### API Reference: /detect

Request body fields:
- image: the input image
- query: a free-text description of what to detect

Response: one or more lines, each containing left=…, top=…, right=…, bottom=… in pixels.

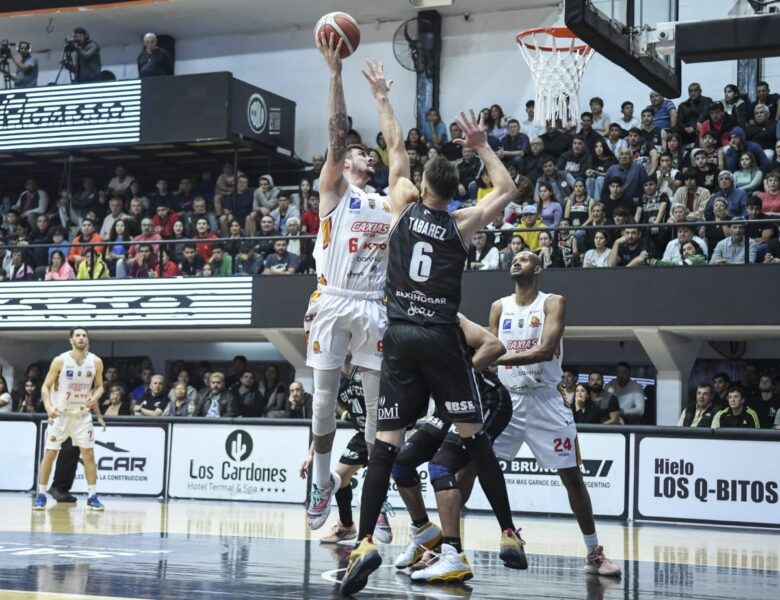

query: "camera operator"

left=61, top=27, right=102, bottom=84
left=137, top=33, right=172, bottom=78
left=2, top=41, right=38, bottom=88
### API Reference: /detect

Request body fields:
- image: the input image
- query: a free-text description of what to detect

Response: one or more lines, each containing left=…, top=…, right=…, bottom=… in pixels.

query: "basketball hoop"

left=516, top=27, right=594, bottom=128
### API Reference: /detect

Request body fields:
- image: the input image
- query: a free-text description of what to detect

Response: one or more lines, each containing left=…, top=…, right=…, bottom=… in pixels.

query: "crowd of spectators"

left=0, top=356, right=316, bottom=421
left=3, top=82, right=780, bottom=281
left=560, top=361, right=779, bottom=429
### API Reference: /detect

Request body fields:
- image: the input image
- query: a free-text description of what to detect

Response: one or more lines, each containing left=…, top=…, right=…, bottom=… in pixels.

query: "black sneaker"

left=49, top=488, right=76, bottom=503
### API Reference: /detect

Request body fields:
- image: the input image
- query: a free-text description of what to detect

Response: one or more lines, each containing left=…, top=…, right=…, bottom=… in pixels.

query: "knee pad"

left=311, top=367, right=342, bottom=436
left=369, top=439, right=399, bottom=468
left=360, top=369, right=380, bottom=445
left=396, top=426, right=446, bottom=470
left=428, top=461, right=458, bottom=493
left=391, top=463, right=419, bottom=488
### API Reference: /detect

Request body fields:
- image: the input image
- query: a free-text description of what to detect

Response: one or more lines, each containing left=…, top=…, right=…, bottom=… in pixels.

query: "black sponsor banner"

left=230, top=78, right=296, bottom=152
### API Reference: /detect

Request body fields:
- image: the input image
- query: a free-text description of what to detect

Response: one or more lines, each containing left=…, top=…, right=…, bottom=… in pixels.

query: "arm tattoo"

left=328, top=112, right=348, bottom=164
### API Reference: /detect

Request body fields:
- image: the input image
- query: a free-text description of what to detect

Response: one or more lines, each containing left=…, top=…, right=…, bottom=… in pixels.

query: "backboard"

left=565, top=0, right=682, bottom=98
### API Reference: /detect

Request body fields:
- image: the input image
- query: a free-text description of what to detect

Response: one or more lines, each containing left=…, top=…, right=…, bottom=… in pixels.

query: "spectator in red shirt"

left=758, top=170, right=780, bottom=216
left=193, top=217, right=218, bottom=261
left=301, top=195, right=320, bottom=235
left=699, top=102, right=735, bottom=148
left=128, top=218, right=163, bottom=259
left=156, top=247, right=181, bottom=278
left=67, top=217, right=104, bottom=267
left=152, top=205, right=179, bottom=239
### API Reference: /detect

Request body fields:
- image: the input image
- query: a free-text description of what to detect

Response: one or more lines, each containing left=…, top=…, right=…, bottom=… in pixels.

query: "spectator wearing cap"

left=674, top=169, right=711, bottom=219
left=514, top=204, right=546, bottom=252
left=720, top=128, right=769, bottom=172
left=605, top=147, right=648, bottom=205
left=235, top=243, right=263, bottom=275
left=662, top=224, right=709, bottom=263
left=698, top=101, right=735, bottom=147
left=707, top=171, right=748, bottom=219
left=710, top=218, right=757, bottom=264
left=677, top=83, right=712, bottom=145
left=712, top=386, right=760, bottom=429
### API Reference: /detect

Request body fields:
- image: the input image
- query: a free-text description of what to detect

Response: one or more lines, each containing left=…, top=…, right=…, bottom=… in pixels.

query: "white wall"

left=24, top=2, right=750, bottom=161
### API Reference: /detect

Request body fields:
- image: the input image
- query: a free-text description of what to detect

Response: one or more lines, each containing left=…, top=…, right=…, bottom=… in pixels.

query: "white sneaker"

left=374, top=501, right=394, bottom=544
left=394, top=521, right=443, bottom=569
left=410, top=544, right=473, bottom=582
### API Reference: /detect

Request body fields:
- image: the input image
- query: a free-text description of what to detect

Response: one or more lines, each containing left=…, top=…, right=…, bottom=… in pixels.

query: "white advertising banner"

left=65, top=425, right=167, bottom=496
left=467, top=432, right=628, bottom=517
left=168, top=424, right=308, bottom=503
left=636, top=436, right=780, bottom=527
left=0, top=421, right=37, bottom=491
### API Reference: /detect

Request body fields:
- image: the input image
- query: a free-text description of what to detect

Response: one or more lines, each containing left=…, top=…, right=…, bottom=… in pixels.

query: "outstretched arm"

left=453, top=110, right=518, bottom=239
left=362, top=59, right=416, bottom=222
left=317, top=32, right=350, bottom=217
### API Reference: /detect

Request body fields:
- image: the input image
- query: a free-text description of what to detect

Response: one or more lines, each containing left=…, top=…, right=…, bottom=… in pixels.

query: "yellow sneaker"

left=340, top=536, right=382, bottom=596
left=499, top=528, right=528, bottom=570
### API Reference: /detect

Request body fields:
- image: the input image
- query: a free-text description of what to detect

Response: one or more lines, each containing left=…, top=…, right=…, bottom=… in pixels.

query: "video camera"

left=64, top=35, right=78, bottom=51
left=0, top=40, right=15, bottom=60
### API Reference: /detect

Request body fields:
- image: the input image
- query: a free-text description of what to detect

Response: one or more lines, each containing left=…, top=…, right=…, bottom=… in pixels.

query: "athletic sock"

left=584, top=532, right=599, bottom=553
left=442, top=536, right=463, bottom=553
left=38, top=484, right=46, bottom=494
left=312, top=451, right=332, bottom=489
left=357, top=440, right=398, bottom=540
left=335, top=484, right=353, bottom=527
left=462, top=431, right=515, bottom=532
left=88, top=485, right=96, bottom=497
left=412, top=516, right=430, bottom=529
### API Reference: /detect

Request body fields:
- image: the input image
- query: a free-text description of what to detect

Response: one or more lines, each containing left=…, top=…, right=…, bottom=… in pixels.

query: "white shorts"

left=493, top=385, right=580, bottom=470
left=304, top=287, right=386, bottom=371
left=44, top=412, right=94, bottom=451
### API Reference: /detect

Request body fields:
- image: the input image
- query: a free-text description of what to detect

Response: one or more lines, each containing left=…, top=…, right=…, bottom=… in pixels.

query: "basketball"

left=314, top=12, right=360, bottom=58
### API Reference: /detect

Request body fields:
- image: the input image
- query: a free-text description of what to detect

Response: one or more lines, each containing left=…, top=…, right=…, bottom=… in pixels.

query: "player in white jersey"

left=33, top=327, right=106, bottom=511
left=489, top=251, right=621, bottom=577
left=304, top=33, right=394, bottom=529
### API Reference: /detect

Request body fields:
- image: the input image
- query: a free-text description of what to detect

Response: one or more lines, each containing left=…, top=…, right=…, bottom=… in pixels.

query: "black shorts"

left=378, top=322, right=484, bottom=432
left=338, top=432, right=368, bottom=467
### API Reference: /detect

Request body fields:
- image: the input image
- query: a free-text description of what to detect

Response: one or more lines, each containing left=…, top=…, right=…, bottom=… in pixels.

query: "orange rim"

left=516, top=27, right=590, bottom=54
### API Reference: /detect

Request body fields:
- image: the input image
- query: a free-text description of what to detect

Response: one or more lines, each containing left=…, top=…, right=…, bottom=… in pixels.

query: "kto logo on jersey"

left=445, top=401, right=476, bottom=414
left=349, top=197, right=361, bottom=210
left=351, top=221, right=390, bottom=234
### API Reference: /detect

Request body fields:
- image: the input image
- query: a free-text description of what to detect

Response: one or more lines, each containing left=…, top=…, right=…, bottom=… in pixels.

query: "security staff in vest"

left=712, top=386, right=760, bottom=429
left=2, top=41, right=38, bottom=88
left=678, top=382, right=721, bottom=428
left=62, top=27, right=102, bottom=84
left=137, top=33, right=172, bottom=78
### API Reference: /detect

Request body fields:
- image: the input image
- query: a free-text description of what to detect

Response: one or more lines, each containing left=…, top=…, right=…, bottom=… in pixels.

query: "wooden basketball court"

left=0, top=492, right=776, bottom=599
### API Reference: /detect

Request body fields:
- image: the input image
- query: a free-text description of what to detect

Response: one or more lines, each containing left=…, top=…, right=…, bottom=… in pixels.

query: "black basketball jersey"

left=386, top=202, right=469, bottom=326
left=338, top=367, right=366, bottom=433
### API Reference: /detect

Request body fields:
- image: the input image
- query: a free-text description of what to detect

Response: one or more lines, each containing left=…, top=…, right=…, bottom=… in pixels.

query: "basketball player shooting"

left=33, top=327, right=106, bottom=511
left=488, top=251, right=621, bottom=577
left=303, top=31, right=391, bottom=529
left=340, top=102, right=524, bottom=595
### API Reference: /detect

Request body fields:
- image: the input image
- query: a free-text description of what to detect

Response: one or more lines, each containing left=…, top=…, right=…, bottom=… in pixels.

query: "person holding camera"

left=137, top=33, right=172, bottom=78
left=2, top=41, right=38, bottom=88
left=61, top=27, right=102, bottom=84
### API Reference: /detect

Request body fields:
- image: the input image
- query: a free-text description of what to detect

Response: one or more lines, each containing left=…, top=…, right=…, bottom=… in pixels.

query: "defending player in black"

left=341, top=61, right=522, bottom=596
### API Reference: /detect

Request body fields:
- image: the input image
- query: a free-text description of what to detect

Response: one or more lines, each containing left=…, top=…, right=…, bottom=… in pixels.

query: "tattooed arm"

left=317, top=32, right=350, bottom=217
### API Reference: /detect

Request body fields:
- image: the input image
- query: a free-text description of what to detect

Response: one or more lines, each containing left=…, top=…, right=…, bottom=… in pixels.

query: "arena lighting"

left=408, top=0, right=453, bottom=8
left=0, top=80, right=141, bottom=151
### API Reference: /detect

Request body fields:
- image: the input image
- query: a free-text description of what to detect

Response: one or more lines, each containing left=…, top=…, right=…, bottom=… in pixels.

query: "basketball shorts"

left=44, top=412, right=94, bottom=451
left=304, top=287, right=386, bottom=371
left=442, top=370, right=512, bottom=450
left=338, top=431, right=369, bottom=467
left=378, top=322, right=484, bottom=432
left=493, top=384, right=580, bottom=470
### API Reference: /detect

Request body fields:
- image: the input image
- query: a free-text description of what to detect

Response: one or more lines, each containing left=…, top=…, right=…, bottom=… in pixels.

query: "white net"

left=516, top=28, right=595, bottom=128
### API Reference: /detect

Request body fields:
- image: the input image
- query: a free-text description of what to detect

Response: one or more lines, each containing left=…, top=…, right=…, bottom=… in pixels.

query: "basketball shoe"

left=32, top=493, right=47, bottom=511
left=374, top=501, right=394, bottom=543
left=585, top=545, right=622, bottom=577
left=307, top=472, right=341, bottom=530
left=339, top=535, right=382, bottom=596
left=499, top=528, right=528, bottom=569
left=394, top=521, right=443, bottom=568
left=410, top=544, right=473, bottom=583
left=320, top=520, right=357, bottom=544
left=87, top=495, right=105, bottom=511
